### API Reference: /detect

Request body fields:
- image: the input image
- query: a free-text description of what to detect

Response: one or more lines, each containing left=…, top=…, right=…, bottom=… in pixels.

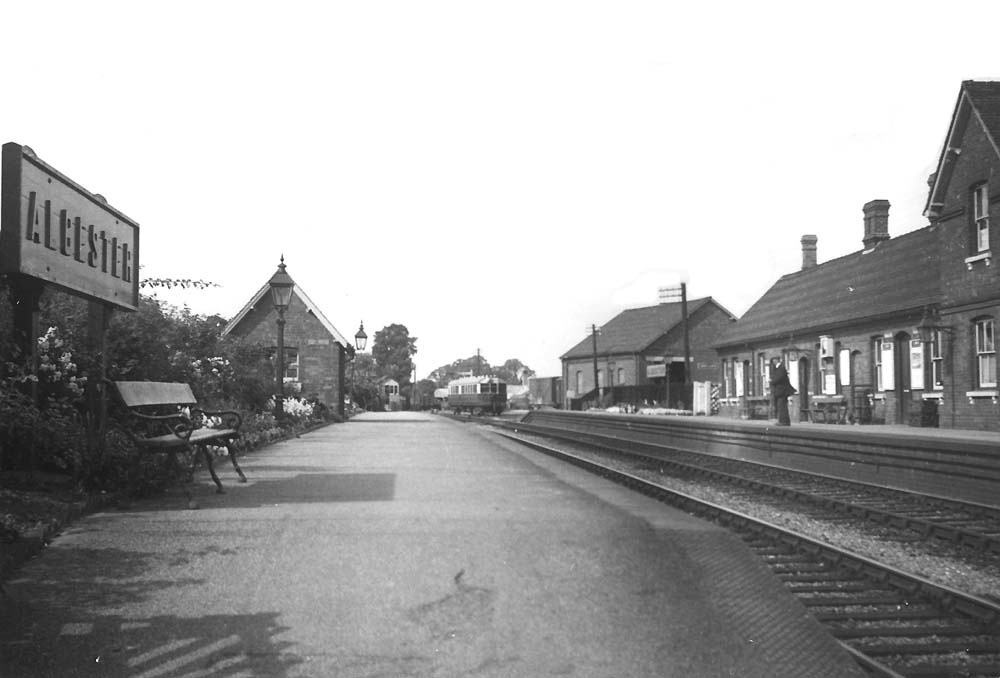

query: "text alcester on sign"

left=0, top=142, right=139, bottom=310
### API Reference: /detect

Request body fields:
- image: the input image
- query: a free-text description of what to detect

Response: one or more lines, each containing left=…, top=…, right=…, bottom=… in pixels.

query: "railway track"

left=453, top=416, right=1000, bottom=677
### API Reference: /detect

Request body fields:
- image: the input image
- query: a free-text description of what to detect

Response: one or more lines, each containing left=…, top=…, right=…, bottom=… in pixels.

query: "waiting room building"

left=222, top=260, right=350, bottom=418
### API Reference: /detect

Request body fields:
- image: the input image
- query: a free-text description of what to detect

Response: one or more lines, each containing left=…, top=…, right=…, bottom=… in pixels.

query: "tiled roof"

left=221, top=281, right=348, bottom=347
left=561, top=298, right=716, bottom=360
left=716, top=226, right=941, bottom=348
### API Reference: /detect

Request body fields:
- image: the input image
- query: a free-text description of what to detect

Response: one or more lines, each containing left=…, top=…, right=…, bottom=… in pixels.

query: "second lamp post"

left=268, top=256, right=295, bottom=419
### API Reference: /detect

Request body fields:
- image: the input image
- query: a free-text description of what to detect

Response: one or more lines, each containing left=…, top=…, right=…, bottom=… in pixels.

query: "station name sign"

left=1, top=142, right=139, bottom=310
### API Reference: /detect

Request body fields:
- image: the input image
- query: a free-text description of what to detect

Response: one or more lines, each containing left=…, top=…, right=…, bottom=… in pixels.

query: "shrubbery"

left=0, top=282, right=332, bottom=496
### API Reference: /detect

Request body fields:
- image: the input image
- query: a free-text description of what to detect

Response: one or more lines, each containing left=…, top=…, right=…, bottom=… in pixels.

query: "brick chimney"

left=801, top=234, right=818, bottom=269
left=862, top=199, right=890, bottom=249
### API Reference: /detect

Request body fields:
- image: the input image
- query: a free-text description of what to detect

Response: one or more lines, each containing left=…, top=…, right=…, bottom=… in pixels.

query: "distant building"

left=222, top=268, right=350, bottom=417
left=560, top=297, right=736, bottom=410
left=715, top=80, right=1000, bottom=431
left=378, top=377, right=403, bottom=410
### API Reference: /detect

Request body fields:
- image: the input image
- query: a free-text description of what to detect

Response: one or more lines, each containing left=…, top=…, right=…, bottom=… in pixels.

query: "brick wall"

left=227, top=294, right=345, bottom=415
left=931, top=115, right=1000, bottom=430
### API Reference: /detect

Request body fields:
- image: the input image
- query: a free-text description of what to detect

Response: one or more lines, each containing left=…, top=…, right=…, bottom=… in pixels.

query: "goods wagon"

left=528, top=376, right=562, bottom=409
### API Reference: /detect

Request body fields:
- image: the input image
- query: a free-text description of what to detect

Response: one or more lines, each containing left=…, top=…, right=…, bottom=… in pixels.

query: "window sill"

left=965, top=251, right=992, bottom=269
left=965, top=389, right=998, bottom=405
left=921, top=392, right=944, bottom=400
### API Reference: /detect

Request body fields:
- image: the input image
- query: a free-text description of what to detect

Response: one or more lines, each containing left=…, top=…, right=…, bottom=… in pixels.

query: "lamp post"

left=268, top=256, right=295, bottom=420
left=355, top=321, right=368, bottom=352
left=353, top=322, right=367, bottom=409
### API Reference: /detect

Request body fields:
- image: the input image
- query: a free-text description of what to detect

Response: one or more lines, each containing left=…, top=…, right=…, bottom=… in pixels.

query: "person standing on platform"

left=769, top=357, right=796, bottom=426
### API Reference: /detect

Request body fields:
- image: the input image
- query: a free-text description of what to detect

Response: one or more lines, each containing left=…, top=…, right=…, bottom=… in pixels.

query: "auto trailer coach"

left=447, top=376, right=507, bottom=416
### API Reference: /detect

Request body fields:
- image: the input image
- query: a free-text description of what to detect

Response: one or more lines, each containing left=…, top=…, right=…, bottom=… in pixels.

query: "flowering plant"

left=263, top=395, right=316, bottom=423
left=1, top=326, right=87, bottom=473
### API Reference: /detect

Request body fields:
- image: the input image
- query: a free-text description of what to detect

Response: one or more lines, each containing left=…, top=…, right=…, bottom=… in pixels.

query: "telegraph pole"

left=681, top=282, right=691, bottom=387
left=591, top=324, right=601, bottom=402
left=659, top=281, right=692, bottom=409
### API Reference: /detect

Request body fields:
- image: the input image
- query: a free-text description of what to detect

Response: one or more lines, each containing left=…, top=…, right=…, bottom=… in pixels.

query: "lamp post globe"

left=268, top=256, right=295, bottom=420
left=350, top=322, right=367, bottom=411
left=354, top=322, right=367, bottom=352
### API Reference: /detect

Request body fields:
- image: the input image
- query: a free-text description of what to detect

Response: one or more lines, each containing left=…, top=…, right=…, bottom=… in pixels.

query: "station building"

left=222, top=265, right=350, bottom=418
left=560, top=297, right=736, bottom=410
left=714, top=80, right=1000, bottom=431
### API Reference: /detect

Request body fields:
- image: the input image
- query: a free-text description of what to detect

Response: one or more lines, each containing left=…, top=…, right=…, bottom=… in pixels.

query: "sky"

left=2, top=1, right=998, bottom=380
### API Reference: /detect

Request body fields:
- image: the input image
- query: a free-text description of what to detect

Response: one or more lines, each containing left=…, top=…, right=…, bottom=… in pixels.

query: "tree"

left=495, top=359, right=535, bottom=384
left=349, top=352, right=381, bottom=411
left=429, top=355, right=491, bottom=385
left=429, top=355, right=534, bottom=386
left=371, top=324, right=417, bottom=384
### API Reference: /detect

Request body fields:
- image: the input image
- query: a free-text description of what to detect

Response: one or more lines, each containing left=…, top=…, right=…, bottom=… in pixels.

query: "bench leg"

left=198, top=444, right=225, bottom=494
left=170, top=450, right=199, bottom=510
left=119, top=452, right=144, bottom=509
left=224, top=440, right=248, bottom=483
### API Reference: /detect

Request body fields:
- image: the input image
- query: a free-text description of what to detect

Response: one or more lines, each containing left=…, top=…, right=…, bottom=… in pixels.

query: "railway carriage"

left=447, top=376, right=507, bottom=416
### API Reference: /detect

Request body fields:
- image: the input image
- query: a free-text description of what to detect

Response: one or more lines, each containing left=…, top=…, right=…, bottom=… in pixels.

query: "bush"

left=0, top=282, right=332, bottom=497
left=1, top=326, right=88, bottom=475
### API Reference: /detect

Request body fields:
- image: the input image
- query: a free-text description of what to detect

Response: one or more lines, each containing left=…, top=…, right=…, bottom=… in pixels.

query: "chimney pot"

left=801, top=235, right=818, bottom=269
left=862, top=199, right=891, bottom=249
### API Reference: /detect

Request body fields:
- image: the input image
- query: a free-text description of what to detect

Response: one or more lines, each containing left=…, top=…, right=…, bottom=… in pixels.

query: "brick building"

left=924, top=81, right=1000, bottom=430
left=560, top=297, right=736, bottom=410
left=222, top=264, right=350, bottom=417
left=714, top=81, right=1000, bottom=431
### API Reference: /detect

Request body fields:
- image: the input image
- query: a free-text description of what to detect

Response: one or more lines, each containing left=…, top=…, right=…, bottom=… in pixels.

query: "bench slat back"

left=114, top=381, right=198, bottom=408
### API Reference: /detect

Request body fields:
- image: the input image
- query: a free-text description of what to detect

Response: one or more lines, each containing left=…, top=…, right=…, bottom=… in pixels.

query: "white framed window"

left=909, top=339, right=924, bottom=390
left=576, top=370, right=583, bottom=395
left=734, top=361, right=745, bottom=397
left=873, top=337, right=883, bottom=391
left=930, top=331, right=944, bottom=390
left=284, top=349, right=299, bottom=381
left=974, top=184, right=990, bottom=252
left=838, top=348, right=851, bottom=387
left=617, top=367, right=624, bottom=385
left=976, top=318, right=996, bottom=388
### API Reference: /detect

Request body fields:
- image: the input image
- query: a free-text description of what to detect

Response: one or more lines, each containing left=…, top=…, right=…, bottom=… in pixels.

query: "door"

left=894, top=332, right=911, bottom=424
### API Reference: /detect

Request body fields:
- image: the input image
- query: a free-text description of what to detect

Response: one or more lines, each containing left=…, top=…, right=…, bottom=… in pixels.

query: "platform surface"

left=0, top=411, right=863, bottom=678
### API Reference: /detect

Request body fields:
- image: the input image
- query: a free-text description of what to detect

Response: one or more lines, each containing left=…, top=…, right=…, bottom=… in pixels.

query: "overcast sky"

left=3, top=2, right=998, bottom=379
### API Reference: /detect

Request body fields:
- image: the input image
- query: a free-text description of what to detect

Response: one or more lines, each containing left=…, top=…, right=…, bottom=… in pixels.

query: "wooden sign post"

left=1, top=142, right=140, bottom=471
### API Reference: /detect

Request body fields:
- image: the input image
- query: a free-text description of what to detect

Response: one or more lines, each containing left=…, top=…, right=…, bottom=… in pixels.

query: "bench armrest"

left=192, top=408, right=243, bottom=431
left=128, top=410, right=197, bottom=442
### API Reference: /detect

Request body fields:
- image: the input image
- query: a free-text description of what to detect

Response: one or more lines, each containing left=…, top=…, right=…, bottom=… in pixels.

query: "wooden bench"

left=112, top=381, right=247, bottom=508
left=809, top=394, right=848, bottom=424
left=744, top=396, right=771, bottom=420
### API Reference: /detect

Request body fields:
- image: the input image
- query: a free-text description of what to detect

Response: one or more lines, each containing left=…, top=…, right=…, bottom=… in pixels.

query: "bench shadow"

left=348, top=419, right=433, bottom=424
left=128, top=473, right=397, bottom=511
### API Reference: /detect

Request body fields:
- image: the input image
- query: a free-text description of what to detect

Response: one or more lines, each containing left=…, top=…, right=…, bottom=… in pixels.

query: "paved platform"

left=1, top=411, right=863, bottom=677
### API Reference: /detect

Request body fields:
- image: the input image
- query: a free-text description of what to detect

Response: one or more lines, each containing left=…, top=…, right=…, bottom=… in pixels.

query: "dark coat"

left=769, top=362, right=797, bottom=399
